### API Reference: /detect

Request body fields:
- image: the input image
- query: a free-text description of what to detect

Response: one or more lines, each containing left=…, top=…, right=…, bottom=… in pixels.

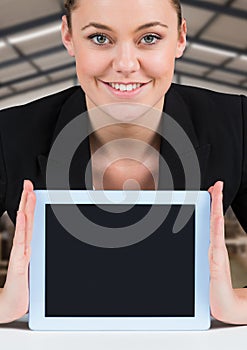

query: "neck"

left=86, top=95, right=165, bottom=157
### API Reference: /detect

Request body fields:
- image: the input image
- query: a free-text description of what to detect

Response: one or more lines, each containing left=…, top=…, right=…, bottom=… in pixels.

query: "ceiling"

left=0, top=0, right=246, bottom=108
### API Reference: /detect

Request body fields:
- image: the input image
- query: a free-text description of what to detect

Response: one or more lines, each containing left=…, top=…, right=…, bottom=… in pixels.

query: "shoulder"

left=170, top=82, right=244, bottom=106
left=169, top=83, right=245, bottom=126
left=0, top=85, right=81, bottom=128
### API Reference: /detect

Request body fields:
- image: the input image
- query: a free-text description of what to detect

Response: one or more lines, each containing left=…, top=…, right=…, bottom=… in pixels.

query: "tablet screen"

left=45, top=204, right=195, bottom=317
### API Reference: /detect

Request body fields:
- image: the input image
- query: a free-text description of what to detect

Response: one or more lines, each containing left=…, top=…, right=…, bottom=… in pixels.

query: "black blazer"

left=0, top=83, right=246, bottom=232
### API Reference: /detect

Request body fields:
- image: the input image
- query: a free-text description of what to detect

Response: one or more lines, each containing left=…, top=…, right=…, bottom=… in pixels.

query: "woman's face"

left=62, top=0, right=186, bottom=111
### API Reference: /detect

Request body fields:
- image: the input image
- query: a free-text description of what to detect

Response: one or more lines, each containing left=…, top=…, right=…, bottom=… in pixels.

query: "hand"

left=208, top=181, right=247, bottom=324
left=0, top=180, right=36, bottom=323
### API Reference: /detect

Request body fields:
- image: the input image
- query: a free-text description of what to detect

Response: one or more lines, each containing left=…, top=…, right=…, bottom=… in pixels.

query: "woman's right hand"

left=0, top=180, right=36, bottom=323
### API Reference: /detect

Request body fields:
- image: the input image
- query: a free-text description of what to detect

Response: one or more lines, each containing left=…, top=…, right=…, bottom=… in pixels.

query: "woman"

left=0, top=0, right=247, bottom=324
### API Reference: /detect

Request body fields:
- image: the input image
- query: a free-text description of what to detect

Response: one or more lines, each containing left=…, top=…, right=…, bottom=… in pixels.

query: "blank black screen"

left=45, top=204, right=195, bottom=317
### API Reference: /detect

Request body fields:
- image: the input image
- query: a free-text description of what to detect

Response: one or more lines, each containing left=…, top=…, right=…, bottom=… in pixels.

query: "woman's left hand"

left=208, top=181, right=247, bottom=324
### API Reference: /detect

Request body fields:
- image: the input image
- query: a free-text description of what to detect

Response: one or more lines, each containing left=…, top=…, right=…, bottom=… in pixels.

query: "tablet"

left=29, top=190, right=210, bottom=331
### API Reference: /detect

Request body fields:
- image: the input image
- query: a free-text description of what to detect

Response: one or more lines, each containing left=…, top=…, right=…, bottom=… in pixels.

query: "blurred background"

left=0, top=0, right=247, bottom=287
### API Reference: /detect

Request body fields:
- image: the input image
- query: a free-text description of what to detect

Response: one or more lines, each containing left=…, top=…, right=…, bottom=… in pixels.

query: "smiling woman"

left=0, top=0, right=247, bottom=326
left=61, top=0, right=186, bottom=116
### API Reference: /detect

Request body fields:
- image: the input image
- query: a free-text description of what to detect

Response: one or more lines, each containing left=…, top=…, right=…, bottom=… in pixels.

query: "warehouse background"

left=0, top=0, right=246, bottom=108
left=0, top=0, right=247, bottom=287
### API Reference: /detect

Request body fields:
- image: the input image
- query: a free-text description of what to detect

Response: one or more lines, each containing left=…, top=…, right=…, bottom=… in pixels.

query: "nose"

left=112, top=42, right=140, bottom=75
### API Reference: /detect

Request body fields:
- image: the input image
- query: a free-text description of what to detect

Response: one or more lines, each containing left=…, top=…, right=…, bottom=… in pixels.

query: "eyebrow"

left=81, top=21, right=168, bottom=33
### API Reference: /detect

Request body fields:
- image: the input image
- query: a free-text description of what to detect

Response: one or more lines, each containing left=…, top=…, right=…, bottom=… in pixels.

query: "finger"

left=211, top=181, right=224, bottom=219
left=209, top=207, right=233, bottom=316
left=209, top=181, right=231, bottom=280
left=24, top=179, right=34, bottom=192
left=18, top=180, right=34, bottom=212
left=210, top=182, right=224, bottom=243
left=208, top=186, right=214, bottom=194
left=18, top=183, right=28, bottom=212
left=25, top=191, right=36, bottom=251
left=9, top=211, right=26, bottom=266
left=210, top=216, right=225, bottom=250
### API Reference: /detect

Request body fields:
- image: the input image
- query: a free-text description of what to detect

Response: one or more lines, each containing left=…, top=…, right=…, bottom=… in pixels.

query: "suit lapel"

left=159, top=84, right=211, bottom=190
left=37, top=87, right=92, bottom=189
left=51, top=87, right=87, bottom=145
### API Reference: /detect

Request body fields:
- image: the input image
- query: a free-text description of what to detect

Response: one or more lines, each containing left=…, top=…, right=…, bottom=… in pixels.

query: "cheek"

left=75, top=49, right=110, bottom=79
left=143, top=51, right=175, bottom=79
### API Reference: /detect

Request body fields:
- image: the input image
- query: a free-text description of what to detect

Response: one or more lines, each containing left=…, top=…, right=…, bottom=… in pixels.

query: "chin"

left=98, top=102, right=156, bottom=123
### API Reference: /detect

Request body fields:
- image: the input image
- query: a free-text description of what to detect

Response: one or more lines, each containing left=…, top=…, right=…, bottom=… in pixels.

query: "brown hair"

left=64, top=0, right=182, bottom=31
left=64, top=0, right=78, bottom=31
left=172, top=0, right=182, bottom=29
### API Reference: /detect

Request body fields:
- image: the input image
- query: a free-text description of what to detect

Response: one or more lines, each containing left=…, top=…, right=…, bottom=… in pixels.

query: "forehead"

left=72, top=0, right=176, bottom=27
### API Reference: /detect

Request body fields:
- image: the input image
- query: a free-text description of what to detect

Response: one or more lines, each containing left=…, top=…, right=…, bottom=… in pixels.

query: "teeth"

left=109, top=82, right=142, bottom=91
left=120, top=84, right=126, bottom=91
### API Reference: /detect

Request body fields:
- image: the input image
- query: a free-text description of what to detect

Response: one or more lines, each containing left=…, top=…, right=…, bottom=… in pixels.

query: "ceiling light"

left=240, top=55, right=247, bottom=61
left=8, top=23, right=61, bottom=45
left=191, top=43, right=237, bottom=58
left=0, top=41, right=6, bottom=49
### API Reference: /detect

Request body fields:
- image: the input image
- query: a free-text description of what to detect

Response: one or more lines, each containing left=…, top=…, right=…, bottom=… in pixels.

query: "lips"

left=99, top=79, right=151, bottom=98
left=103, top=81, right=148, bottom=86
left=106, top=82, right=144, bottom=85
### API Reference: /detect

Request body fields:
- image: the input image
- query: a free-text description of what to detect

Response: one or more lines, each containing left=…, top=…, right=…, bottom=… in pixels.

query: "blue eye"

left=88, top=33, right=110, bottom=46
left=88, top=33, right=162, bottom=46
left=141, top=34, right=161, bottom=45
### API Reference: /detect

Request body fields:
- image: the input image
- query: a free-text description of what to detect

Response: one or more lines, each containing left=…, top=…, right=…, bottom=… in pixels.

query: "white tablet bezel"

left=29, top=190, right=210, bottom=331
